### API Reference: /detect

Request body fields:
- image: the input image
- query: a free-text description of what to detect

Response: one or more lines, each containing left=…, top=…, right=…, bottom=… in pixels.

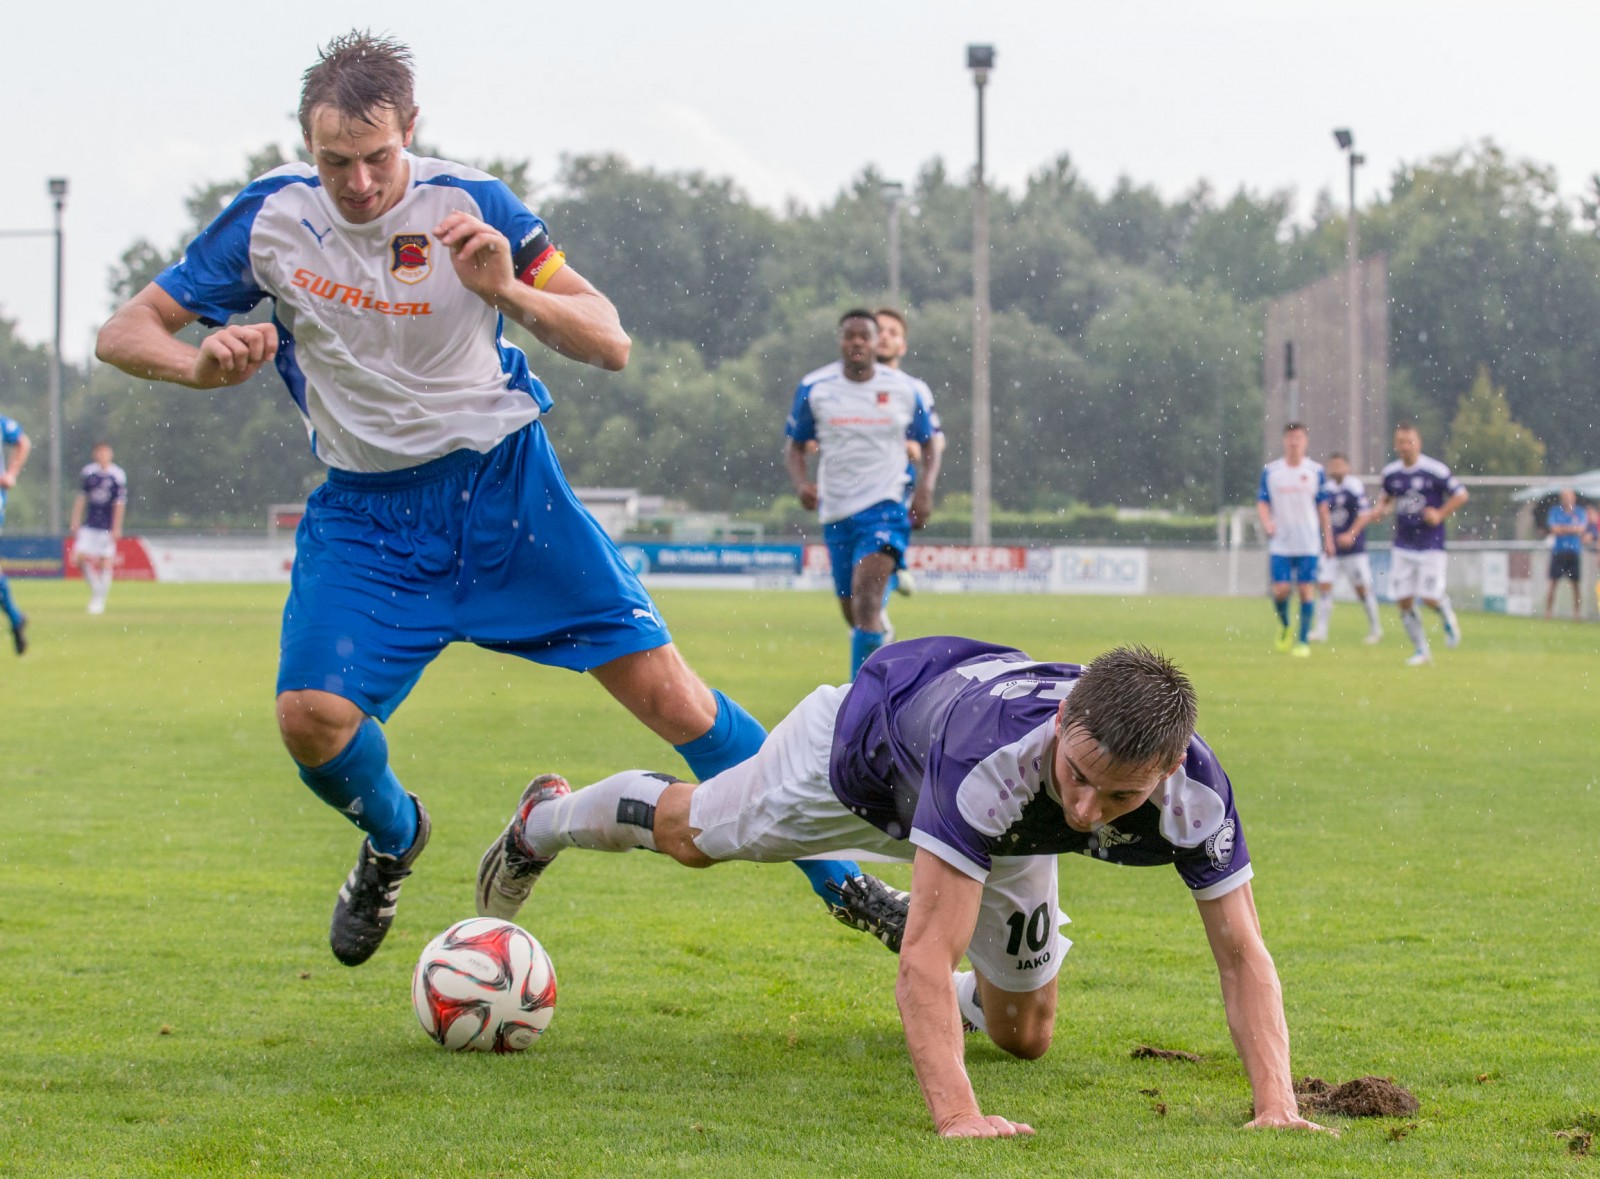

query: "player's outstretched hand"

left=1246, top=1111, right=1338, bottom=1135
left=435, top=212, right=514, bottom=305
left=191, top=323, right=279, bottom=389
left=797, top=483, right=819, bottom=511
left=937, top=1113, right=1035, bottom=1139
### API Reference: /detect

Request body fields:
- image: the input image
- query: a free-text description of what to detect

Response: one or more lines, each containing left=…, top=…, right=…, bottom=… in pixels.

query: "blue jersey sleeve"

left=154, top=177, right=294, bottom=326
left=1315, top=468, right=1332, bottom=504
left=421, top=174, right=554, bottom=283
left=1256, top=467, right=1272, bottom=503
left=907, top=394, right=936, bottom=446
left=0, top=416, right=21, bottom=446
left=785, top=383, right=816, bottom=443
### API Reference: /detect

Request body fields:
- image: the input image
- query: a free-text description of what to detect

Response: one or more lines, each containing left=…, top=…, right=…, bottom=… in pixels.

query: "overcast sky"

left=3, top=0, right=1595, bottom=357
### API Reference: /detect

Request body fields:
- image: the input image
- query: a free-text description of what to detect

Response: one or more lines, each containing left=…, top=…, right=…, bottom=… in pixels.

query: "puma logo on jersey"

left=300, top=219, right=333, bottom=248
left=631, top=607, right=658, bottom=624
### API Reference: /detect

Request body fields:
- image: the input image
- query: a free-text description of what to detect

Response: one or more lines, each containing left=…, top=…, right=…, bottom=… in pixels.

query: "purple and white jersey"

left=155, top=155, right=562, bottom=474
left=785, top=362, right=936, bottom=524
left=79, top=463, right=128, bottom=531
left=829, top=636, right=1253, bottom=899
left=1382, top=456, right=1463, bottom=552
left=1325, top=475, right=1371, bottom=554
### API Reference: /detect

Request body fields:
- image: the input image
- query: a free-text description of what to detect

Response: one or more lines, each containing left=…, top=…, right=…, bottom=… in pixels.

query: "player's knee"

left=276, top=690, right=363, bottom=765
left=990, top=1020, right=1053, bottom=1061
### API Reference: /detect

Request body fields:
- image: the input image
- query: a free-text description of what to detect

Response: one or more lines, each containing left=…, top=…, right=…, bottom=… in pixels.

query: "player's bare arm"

left=0, top=430, right=29, bottom=490
left=1319, top=502, right=1335, bottom=556
left=97, top=284, right=279, bottom=389
left=897, top=849, right=1035, bottom=1139
left=68, top=493, right=85, bottom=533
left=1255, top=498, right=1276, bottom=538
left=1197, top=883, right=1331, bottom=1134
left=783, top=440, right=819, bottom=511
left=1422, top=487, right=1469, bottom=527
left=433, top=211, right=629, bottom=371
left=111, top=499, right=127, bottom=543
left=910, top=435, right=944, bottom=529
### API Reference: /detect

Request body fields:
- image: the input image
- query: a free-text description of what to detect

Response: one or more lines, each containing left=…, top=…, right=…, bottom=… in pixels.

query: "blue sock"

left=0, top=573, right=20, bottom=628
left=296, top=718, right=417, bottom=856
left=851, top=628, right=886, bottom=680
left=795, top=857, right=860, bottom=903
left=1273, top=597, right=1289, bottom=628
left=1298, top=599, right=1314, bottom=642
left=674, top=689, right=766, bottom=781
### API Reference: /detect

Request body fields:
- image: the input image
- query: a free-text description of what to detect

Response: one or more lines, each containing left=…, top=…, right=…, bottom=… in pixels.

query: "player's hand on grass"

left=436, top=212, right=514, bottom=305
left=1246, top=1111, right=1338, bottom=1135
left=937, top=1112, right=1035, bottom=1139
left=192, top=323, right=278, bottom=389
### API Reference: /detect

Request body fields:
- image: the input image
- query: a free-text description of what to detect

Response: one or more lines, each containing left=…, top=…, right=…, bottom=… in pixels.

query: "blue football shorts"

left=823, top=500, right=911, bottom=599
left=1268, top=554, right=1320, bottom=585
left=277, top=422, right=672, bottom=720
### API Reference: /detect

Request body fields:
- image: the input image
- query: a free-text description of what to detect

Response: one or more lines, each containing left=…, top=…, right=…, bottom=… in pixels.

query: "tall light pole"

left=48, top=178, right=68, bottom=536
left=1333, top=130, right=1364, bottom=472
left=967, top=44, right=995, bottom=546
left=881, top=180, right=906, bottom=306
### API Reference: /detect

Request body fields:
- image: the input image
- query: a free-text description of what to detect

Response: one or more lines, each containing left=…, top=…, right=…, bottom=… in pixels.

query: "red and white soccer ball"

left=411, top=917, right=557, bottom=1053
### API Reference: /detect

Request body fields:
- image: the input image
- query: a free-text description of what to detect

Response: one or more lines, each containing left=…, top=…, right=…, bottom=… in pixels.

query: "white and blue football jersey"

left=1258, top=458, right=1329, bottom=557
left=156, top=155, right=563, bottom=473
left=0, top=414, right=23, bottom=524
left=785, top=362, right=935, bottom=524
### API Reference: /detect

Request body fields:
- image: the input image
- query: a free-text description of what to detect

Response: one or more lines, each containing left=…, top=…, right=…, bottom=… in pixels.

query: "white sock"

left=1401, top=606, right=1428, bottom=653
left=1361, top=592, right=1381, bottom=631
left=522, top=770, right=673, bottom=857
left=1316, top=590, right=1333, bottom=630
left=85, top=566, right=105, bottom=600
left=1436, top=596, right=1459, bottom=635
left=954, top=970, right=987, bottom=1033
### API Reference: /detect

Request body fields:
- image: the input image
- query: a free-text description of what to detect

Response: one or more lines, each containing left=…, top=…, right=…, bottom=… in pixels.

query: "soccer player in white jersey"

left=68, top=443, right=128, bottom=616
left=875, top=307, right=943, bottom=602
left=1308, top=452, right=1382, bottom=644
left=785, top=310, right=936, bottom=679
left=1256, top=423, right=1333, bottom=657
left=476, top=638, right=1329, bottom=1139
left=1370, top=422, right=1468, bottom=666
left=0, top=411, right=31, bottom=654
left=94, top=32, right=871, bottom=968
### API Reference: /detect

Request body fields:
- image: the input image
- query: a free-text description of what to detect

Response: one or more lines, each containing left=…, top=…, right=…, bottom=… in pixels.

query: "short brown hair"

left=875, top=307, right=907, bottom=330
left=1060, top=646, right=1197, bottom=769
left=299, top=31, right=417, bottom=136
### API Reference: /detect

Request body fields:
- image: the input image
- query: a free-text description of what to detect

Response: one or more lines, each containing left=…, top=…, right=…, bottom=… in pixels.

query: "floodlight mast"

left=881, top=180, right=907, bottom=306
left=48, top=178, right=68, bottom=536
left=967, top=44, right=994, bottom=546
left=1333, top=131, right=1364, bottom=471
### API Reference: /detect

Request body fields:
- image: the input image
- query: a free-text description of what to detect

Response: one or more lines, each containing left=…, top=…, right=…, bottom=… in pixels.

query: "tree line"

left=0, top=138, right=1588, bottom=532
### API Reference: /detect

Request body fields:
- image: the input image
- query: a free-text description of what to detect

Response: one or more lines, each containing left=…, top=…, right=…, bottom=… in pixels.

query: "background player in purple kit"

left=0, top=411, right=31, bottom=654
left=784, top=309, right=936, bottom=678
left=68, top=443, right=129, bottom=616
left=1308, top=452, right=1382, bottom=644
left=93, top=31, right=829, bottom=969
left=476, top=637, right=1329, bottom=1140
left=1370, top=422, right=1468, bottom=666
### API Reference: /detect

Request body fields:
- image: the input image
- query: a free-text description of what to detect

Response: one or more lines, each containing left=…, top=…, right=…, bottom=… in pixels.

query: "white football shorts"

left=1317, top=551, right=1374, bottom=589
left=688, top=683, right=1069, bottom=993
left=1388, top=548, right=1448, bottom=601
left=74, top=526, right=116, bottom=561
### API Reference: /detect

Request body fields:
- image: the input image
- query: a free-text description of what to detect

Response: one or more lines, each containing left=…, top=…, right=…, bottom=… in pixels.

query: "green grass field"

left=2, top=581, right=1597, bottom=1177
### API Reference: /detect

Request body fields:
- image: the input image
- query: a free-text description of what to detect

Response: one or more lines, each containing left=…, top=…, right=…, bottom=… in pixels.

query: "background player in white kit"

left=874, top=307, right=943, bottom=604
left=475, top=638, right=1329, bottom=1139
left=1308, top=452, right=1381, bottom=644
left=1256, top=423, right=1333, bottom=657
left=785, top=309, right=936, bottom=678
left=1370, top=423, right=1468, bottom=666
left=68, top=443, right=128, bottom=616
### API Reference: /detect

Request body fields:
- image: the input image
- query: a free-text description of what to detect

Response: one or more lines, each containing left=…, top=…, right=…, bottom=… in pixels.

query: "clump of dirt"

left=1554, top=1129, right=1593, bottom=1157
left=1132, top=1045, right=1202, bottom=1063
left=1295, top=1076, right=1419, bottom=1117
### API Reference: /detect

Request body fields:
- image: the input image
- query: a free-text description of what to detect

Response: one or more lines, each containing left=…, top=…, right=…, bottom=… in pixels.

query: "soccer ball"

left=411, top=917, right=557, bottom=1053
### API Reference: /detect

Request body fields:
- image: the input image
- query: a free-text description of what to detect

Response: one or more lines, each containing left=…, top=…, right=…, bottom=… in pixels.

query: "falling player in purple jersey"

left=68, top=443, right=129, bottom=616
left=1309, top=452, right=1382, bottom=644
left=1370, top=422, right=1468, bottom=666
left=0, top=412, right=31, bottom=654
left=477, top=637, right=1329, bottom=1139
left=92, top=32, right=869, bottom=969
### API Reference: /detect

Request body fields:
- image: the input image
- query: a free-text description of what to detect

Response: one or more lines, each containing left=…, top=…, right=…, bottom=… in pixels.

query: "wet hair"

left=1327, top=451, right=1347, bottom=462
left=838, top=308, right=879, bottom=330
left=1284, top=421, right=1308, bottom=434
left=1394, top=420, right=1418, bottom=433
left=1060, top=645, right=1197, bottom=769
left=299, top=31, right=417, bottom=136
left=874, top=307, right=907, bottom=330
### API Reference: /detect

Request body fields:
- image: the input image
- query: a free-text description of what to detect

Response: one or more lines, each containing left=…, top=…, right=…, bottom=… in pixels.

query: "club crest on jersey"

left=1206, top=818, right=1237, bottom=870
left=876, top=391, right=891, bottom=405
left=389, top=234, right=431, bottom=284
